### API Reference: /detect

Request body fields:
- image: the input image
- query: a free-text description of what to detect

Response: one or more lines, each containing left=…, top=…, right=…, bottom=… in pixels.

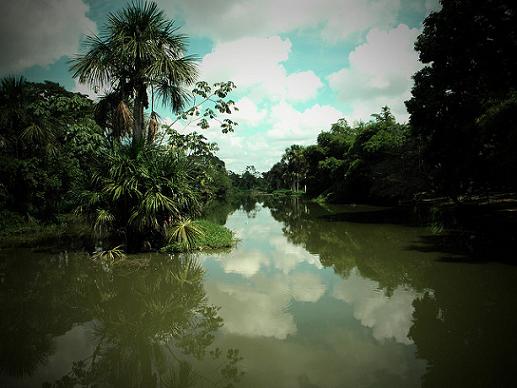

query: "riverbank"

left=0, top=212, right=235, bottom=255
left=260, top=192, right=517, bottom=264
left=0, top=212, right=91, bottom=251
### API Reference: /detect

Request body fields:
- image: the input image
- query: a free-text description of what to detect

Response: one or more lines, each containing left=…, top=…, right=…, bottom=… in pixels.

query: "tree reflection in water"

left=0, top=251, right=243, bottom=388
left=51, top=255, right=243, bottom=388
left=0, top=251, right=91, bottom=379
left=261, top=197, right=517, bottom=387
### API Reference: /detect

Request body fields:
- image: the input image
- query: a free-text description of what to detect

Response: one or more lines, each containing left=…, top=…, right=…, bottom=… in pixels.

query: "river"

left=1, top=196, right=517, bottom=387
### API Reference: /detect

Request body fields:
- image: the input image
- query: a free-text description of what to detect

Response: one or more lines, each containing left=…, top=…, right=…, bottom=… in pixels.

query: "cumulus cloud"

left=328, top=24, right=422, bottom=122
left=199, top=36, right=322, bottom=103
left=286, top=71, right=323, bottom=102
left=267, top=102, right=344, bottom=142
left=162, top=11, right=427, bottom=171
left=158, top=0, right=402, bottom=43
left=230, top=97, right=267, bottom=128
left=0, top=0, right=96, bottom=74
left=205, top=270, right=326, bottom=339
left=210, top=101, right=342, bottom=171
left=332, top=268, right=421, bottom=345
left=319, top=0, right=401, bottom=42
left=190, top=34, right=343, bottom=171
left=205, top=205, right=322, bottom=275
left=73, top=79, right=106, bottom=100
left=289, top=272, right=326, bottom=302
left=164, top=99, right=343, bottom=172
left=206, top=277, right=297, bottom=339
left=200, top=36, right=289, bottom=90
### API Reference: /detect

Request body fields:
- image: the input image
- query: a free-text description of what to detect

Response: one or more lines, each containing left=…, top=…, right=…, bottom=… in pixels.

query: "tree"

left=264, top=161, right=288, bottom=191
left=264, top=107, right=419, bottom=203
left=69, top=1, right=238, bottom=251
left=0, top=77, right=98, bottom=219
left=406, top=0, right=517, bottom=196
left=281, top=145, right=307, bottom=192
left=70, top=0, right=198, bottom=148
left=230, top=165, right=265, bottom=191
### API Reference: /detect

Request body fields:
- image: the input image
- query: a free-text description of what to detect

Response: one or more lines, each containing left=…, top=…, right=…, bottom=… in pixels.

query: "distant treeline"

left=264, top=108, right=420, bottom=203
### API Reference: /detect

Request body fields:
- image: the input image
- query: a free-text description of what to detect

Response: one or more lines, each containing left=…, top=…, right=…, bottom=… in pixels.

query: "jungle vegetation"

left=264, top=0, right=517, bottom=204
left=0, top=1, right=238, bottom=253
left=1, top=0, right=517, bottom=251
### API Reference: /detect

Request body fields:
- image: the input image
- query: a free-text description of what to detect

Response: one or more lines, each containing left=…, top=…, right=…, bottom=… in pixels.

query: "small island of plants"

left=160, top=219, right=235, bottom=254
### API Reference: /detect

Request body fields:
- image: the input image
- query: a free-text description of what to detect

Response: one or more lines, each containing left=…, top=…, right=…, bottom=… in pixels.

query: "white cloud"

left=200, top=36, right=290, bottom=92
left=320, top=0, right=401, bottom=42
left=290, top=272, right=326, bottom=302
left=333, top=268, right=421, bottom=345
left=267, top=102, right=344, bottom=142
left=191, top=34, right=342, bottom=171
left=159, top=0, right=402, bottom=43
left=0, top=0, right=96, bottom=74
left=199, top=36, right=322, bottom=103
left=328, top=24, right=422, bottom=122
left=206, top=277, right=297, bottom=339
left=73, top=79, right=103, bottom=100
left=286, top=71, right=323, bottom=102
left=164, top=99, right=344, bottom=172
left=166, top=16, right=426, bottom=171
left=230, top=97, right=267, bottom=127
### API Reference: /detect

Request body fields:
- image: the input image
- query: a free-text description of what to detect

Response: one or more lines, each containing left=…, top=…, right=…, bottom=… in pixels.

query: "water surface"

left=1, top=198, right=517, bottom=387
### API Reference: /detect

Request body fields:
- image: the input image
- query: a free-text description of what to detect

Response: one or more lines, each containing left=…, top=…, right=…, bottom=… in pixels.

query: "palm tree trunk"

left=133, top=86, right=146, bottom=148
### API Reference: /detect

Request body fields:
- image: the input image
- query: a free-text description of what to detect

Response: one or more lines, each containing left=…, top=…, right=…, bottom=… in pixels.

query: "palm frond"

left=154, top=81, right=192, bottom=113
left=70, top=34, right=113, bottom=89
left=164, top=218, right=204, bottom=250
left=94, top=209, right=115, bottom=237
left=20, top=123, right=55, bottom=145
left=91, top=245, right=126, bottom=262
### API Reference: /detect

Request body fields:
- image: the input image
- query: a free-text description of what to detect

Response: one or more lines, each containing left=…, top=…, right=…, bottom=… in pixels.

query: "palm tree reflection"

left=50, top=255, right=243, bottom=388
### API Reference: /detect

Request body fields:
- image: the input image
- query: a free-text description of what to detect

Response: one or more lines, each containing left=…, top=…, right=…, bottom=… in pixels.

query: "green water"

left=1, top=198, right=517, bottom=387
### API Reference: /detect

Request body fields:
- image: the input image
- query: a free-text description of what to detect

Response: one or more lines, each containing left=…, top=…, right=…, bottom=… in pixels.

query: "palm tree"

left=70, top=0, right=198, bottom=148
left=77, top=144, right=201, bottom=252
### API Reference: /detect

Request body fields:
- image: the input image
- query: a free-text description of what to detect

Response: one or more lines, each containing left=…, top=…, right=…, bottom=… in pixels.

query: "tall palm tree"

left=70, top=1, right=198, bottom=148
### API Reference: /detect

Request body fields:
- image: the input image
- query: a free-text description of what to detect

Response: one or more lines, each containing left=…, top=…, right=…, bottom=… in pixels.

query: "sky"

left=0, top=0, right=440, bottom=173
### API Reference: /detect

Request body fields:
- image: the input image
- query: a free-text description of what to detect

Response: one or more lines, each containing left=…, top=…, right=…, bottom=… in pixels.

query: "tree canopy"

left=70, top=0, right=198, bottom=147
left=406, top=0, right=517, bottom=195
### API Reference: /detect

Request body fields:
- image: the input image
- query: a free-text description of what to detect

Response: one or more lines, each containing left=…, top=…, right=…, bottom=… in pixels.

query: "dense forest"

left=1, top=0, right=517, bottom=253
left=264, top=0, right=517, bottom=204
left=0, top=2, right=240, bottom=253
left=2, top=1, right=517, bottom=387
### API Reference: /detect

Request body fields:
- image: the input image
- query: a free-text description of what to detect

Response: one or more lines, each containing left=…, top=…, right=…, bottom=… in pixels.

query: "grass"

left=161, top=219, right=235, bottom=253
